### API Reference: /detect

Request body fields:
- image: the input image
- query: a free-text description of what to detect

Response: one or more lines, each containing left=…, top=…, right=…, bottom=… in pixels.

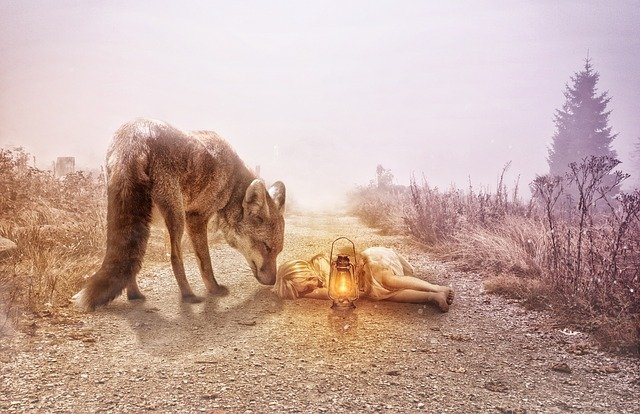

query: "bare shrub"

left=404, top=177, right=463, bottom=243
left=404, top=163, right=531, bottom=244
left=531, top=156, right=640, bottom=316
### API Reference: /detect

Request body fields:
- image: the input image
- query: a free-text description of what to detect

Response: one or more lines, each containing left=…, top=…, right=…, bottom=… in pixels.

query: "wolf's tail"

left=75, top=124, right=153, bottom=310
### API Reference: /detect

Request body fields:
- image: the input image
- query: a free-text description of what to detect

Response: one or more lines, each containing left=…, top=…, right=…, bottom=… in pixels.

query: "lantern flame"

left=328, top=253, right=358, bottom=309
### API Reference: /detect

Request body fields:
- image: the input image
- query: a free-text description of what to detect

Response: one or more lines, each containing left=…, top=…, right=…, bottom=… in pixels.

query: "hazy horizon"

left=1, top=1, right=639, bottom=209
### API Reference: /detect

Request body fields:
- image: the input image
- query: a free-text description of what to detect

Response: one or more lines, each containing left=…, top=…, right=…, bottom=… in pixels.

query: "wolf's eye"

left=263, top=242, right=272, bottom=253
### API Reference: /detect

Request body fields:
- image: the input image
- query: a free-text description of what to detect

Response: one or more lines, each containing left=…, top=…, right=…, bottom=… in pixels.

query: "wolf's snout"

left=255, top=262, right=277, bottom=285
left=257, top=273, right=276, bottom=285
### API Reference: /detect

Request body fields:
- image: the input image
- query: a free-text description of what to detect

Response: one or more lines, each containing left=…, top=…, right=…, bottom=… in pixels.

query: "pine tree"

left=548, top=59, right=618, bottom=176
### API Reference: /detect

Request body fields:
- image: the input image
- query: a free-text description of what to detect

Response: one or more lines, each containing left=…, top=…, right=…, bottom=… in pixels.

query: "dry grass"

left=348, top=158, right=640, bottom=354
left=0, top=151, right=94, bottom=329
left=2, top=225, right=104, bottom=309
left=0, top=148, right=109, bottom=323
left=438, top=216, right=545, bottom=278
left=484, top=274, right=550, bottom=310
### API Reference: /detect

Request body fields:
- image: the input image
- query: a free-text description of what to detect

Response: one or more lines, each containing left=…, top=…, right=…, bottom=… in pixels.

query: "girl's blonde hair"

left=275, top=252, right=373, bottom=299
left=309, top=253, right=330, bottom=278
left=274, top=259, right=326, bottom=299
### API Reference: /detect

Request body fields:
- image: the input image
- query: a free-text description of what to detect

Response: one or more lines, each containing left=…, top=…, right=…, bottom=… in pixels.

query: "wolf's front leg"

left=186, top=212, right=228, bottom=296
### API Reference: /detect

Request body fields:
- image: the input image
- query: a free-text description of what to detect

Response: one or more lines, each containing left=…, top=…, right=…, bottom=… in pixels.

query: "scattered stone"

left=591, top=365, right=620, bottom=374
left=443, top=332, right=473, bottom=342
left=385, top=370, right=401, bottom=376
left=567, top=342, right=590, bottom=356
left=551, top=362, right=572, bottom=374
left=497, top=408, right=526, bottom=414
left=484, top=379, right=510, bottom=393
left=200, top=394, right=219, bottom=400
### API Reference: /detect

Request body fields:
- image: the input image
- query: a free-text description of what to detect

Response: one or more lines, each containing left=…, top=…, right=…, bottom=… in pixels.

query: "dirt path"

left=1, top=213, right=638, bottom=413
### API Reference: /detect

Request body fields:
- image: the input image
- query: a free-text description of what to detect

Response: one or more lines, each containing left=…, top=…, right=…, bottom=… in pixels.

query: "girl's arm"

left=300, top=287, right=330, bottom=300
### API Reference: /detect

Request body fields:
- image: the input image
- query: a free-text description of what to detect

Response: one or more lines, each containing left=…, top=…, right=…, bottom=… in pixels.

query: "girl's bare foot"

left=433, top=291, right=450, bottom=312
left=445, top=287, right=455, bottom=305
left=435, top=286, right=455, bottom=305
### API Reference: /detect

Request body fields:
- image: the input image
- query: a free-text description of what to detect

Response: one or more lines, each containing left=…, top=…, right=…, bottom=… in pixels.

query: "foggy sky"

left=1, top=1, right=639, bottom=210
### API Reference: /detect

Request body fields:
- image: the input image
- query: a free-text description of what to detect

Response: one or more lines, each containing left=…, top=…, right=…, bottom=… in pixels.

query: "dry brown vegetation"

left=0, top=148, right=109, bottom=326
left=348, top=157, right=640, bottom=354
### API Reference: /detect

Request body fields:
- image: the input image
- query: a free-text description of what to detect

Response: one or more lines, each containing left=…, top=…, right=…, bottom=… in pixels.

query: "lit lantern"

left=328, top=237, right=359, bottom=310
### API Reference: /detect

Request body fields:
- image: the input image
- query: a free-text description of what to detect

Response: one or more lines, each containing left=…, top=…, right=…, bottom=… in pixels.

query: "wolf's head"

left=230, top=179, right=286, bottom=285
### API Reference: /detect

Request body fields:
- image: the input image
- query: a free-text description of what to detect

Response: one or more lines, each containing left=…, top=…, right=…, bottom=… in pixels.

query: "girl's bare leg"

left=385, top=289, right=450, bottom=312
left=380, top=271, right=454, bottom=304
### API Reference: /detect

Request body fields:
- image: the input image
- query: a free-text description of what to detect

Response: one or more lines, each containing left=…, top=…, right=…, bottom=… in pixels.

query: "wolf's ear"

left=268, top=181, right=286, bottom=213
left=243, top=179, right=270, bottom=218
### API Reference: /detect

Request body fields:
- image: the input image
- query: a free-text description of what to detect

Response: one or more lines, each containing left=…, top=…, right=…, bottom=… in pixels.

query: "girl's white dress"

left=359, top=247, right=414, bottom=300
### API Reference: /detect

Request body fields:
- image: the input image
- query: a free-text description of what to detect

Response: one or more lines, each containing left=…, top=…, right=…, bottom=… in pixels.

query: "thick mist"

left=1, top=1, right=639, bottom=210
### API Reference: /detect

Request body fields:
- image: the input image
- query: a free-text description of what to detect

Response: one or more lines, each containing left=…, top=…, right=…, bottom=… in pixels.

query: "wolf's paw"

left=127, top=291, right=146, bottom=301
left=71, top=289, right=90, bottom=311
left=182, top=294, right=204, bottom=304
left=208, top=284, right=230, bottom=297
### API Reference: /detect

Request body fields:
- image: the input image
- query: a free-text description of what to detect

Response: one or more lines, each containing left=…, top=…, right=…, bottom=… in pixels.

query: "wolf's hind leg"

left=158, top=201, right=202, bottom=303
left=186, top=212, right=228, bottom=295
left=126, top=278, right=146, bottom=301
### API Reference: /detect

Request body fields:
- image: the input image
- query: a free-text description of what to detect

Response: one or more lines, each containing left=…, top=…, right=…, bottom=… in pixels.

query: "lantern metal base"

left=331, top=300, right=356, bottom=310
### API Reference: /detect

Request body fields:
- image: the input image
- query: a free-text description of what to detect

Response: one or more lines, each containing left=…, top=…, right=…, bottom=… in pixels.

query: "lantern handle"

left=329, top=236, right=357, bottom=265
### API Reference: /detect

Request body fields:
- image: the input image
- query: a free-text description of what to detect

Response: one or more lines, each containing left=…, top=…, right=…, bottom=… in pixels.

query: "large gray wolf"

left=74, top=118, right=286, bottom=310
